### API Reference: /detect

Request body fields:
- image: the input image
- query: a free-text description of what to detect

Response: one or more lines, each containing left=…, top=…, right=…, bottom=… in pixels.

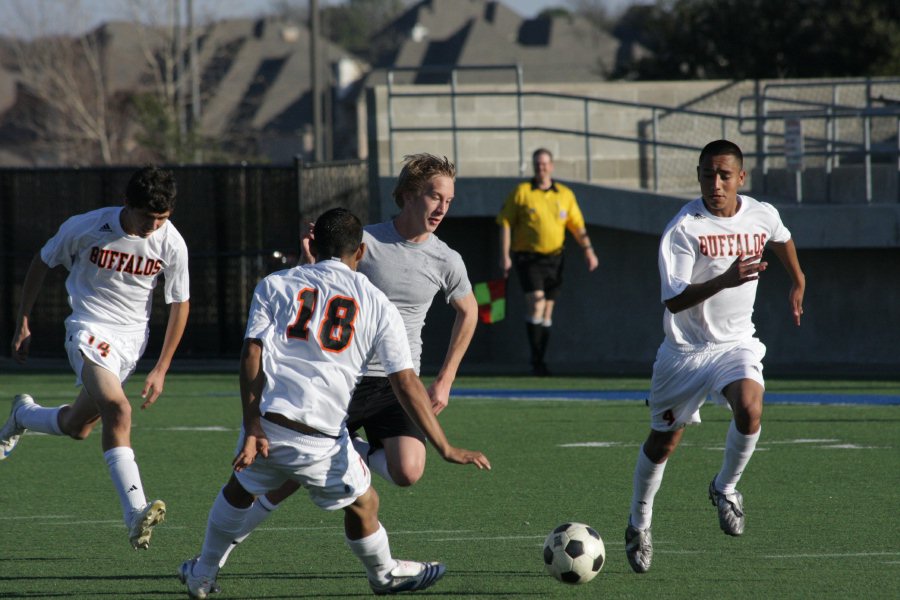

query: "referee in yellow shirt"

left=497, top=148, right=598, bottom=376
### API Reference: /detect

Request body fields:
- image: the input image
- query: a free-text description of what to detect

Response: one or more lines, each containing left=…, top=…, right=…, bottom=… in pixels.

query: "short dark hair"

left=312, top=208, right=363, bottom=259
left=532, top=148, right=553, bottom=162
left=699, top=140, right=743, bottom=168
left=392, top=153, right=456, bottom=208
left=126, top=166, right=177, bottom=213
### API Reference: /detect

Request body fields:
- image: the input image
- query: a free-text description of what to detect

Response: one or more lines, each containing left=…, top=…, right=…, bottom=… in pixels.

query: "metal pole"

left=864, top=114, right=872, bottom=203
left=451, top=69, right=459, bottom=171
left=516, top=65, right=525, bottom=176
left=310, top=0, right=323, bottom=162
left=825, top=106, right=833, bottom=203
left=174, top=0, right=186, bottom=145
left=652, top=108, right=659, bottom=192
left=187, top=0, right=201, bottom=162
left=754, top=80, right=766, bottom=193
left=387, top=70, right=395, bottom=176
left=584, top=99, right=591, bottom=181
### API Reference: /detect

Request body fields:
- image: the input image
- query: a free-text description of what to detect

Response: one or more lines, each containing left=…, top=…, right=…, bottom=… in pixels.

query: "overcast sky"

left=0, top=0, right=647, bottom=37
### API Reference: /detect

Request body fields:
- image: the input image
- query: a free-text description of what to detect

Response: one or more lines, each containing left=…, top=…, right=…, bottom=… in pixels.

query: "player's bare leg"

left=57, top=388, right=102, bottom=440
left=81, top=360, right=163, bottom=548
left=382, top=435, right=426, bottom=487
left=344, top=487, right=446, bottom=594
left=710, top=378, right=763, bottom=536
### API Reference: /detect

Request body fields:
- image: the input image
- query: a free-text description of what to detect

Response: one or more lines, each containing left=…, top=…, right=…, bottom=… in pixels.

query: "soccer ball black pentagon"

left=542, top=522, right=605, bottom=584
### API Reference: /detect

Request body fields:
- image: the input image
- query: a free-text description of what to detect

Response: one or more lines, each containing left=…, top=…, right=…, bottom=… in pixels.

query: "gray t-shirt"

left=360, top=220, right=472, bottom=376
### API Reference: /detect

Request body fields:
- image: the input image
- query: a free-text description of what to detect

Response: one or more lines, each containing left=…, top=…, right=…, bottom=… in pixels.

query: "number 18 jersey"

left=244, top=258, right=413, bottom=436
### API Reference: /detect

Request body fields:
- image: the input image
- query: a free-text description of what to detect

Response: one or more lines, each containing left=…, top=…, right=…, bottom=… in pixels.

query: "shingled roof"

left=370, top=0, right=627, bottom=83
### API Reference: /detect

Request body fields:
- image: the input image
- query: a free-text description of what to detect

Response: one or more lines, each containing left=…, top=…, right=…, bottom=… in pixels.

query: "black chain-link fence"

left=0, top=160, right=368, bottom=359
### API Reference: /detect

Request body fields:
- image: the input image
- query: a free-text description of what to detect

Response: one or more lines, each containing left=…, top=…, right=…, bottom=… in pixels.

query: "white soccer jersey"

left=658, top=195, right=791, bottom=346
left=40, top=206, right=190, bottom=334
left=244, top=259, right=414, bottom=436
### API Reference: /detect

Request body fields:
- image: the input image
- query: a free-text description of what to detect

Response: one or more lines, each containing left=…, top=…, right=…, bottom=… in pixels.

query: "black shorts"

left=513, top=251, right=565, bottom=300
left=346, top=376, right=425, bottom=450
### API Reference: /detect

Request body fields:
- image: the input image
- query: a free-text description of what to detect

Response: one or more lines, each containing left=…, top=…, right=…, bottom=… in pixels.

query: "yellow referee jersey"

left=496, top=180, right=585, bottom=254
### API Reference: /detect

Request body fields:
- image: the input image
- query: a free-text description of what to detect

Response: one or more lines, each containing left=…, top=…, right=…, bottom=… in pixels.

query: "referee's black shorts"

left=513, top=251, right=565, bottom=300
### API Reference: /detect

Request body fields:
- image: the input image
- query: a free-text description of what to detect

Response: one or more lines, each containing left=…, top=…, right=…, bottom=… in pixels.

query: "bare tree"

left=2, top=1, right=121, bottom=164
left=0, top=0, right=225, bottom=165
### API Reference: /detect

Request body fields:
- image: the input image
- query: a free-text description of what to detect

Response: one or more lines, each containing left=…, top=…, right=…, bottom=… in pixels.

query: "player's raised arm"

left=388, top=369, right=490, bottom=470
left=664, top=253, right=766, bottom=314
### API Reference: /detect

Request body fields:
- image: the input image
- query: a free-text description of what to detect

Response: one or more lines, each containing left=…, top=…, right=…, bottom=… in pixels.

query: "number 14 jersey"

left=244, top=258, right=413, bottom=436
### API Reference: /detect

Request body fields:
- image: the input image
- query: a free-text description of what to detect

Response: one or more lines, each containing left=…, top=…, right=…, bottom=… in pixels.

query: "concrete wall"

left=366, top=78, right=900, bottom=377
left=373, top=176, right=900, bottom=378
left=368, top=78, right=900, bottom=202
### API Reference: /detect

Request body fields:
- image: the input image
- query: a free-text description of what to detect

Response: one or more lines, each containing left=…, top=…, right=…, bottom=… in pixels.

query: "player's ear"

left=356, top=242, right=366, bottom=262
left=308, top=239, right=319, bottom=261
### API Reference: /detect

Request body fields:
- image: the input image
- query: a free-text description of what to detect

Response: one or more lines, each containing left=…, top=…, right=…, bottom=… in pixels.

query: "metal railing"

left=384, top=68, right=900, bottom=203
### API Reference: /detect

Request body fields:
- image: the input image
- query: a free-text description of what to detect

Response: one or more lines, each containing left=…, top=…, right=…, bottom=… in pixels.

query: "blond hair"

left=392, top=153, right=456, bottom=208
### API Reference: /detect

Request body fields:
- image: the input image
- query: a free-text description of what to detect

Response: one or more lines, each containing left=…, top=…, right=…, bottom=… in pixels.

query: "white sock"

left=345, top=524, right=396, bottom=585
left=104, top=446, right=147, bottom=524
left=716, top=421, right=760, bottom=496
left=197, top=490, right=252, bottom=577
left=16, top=402, right=63, bottom=435
left=629, top=444, right=668, bottom=531
left=218, top=494, right=279, bottom=568
left=366, top=448, right=396, bottom=485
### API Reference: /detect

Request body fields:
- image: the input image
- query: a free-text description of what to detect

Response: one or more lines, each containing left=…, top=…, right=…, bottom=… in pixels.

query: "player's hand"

left=426, top=379, right=451, bottom=416
left=300, top=221, right=316, bottom=264
left=443, top=446, right=491, bottom=470
left=233, top=434, right=269, bottom=471
left=501, top=255, right=512, bottom=278
left=233, top=420, right=269, bottom=471
left=721, top=253, right=767, bottom=288
left=11, top=321, right=32, bottom=364
left=140, top=368, right=166, bottom=409
left=789, top=283, right=804, bottom=326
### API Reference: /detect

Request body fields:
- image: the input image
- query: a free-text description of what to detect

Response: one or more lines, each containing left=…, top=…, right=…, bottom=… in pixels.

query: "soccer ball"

left=542, top=522, right=605, bottom=584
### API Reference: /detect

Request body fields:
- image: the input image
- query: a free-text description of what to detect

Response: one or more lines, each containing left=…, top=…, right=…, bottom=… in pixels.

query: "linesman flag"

left=473, top=279, right=506, bottom=324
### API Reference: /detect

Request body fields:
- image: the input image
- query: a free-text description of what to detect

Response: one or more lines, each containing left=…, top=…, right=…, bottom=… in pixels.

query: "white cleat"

left=178, top=557, right=220, bottom=598
left=0, top=394, right=34, bottom=461
left=369, top=560, right=446, bottom=595
left=625, top=518, right=653, bottom=573
left=709, top=476, right=745, bottom=536
left=129, top=499, right=166, bottom=549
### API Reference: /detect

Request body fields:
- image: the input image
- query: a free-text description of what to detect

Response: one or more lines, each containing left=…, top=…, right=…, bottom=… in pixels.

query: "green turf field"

left=0, top=373, right=898, bottom=599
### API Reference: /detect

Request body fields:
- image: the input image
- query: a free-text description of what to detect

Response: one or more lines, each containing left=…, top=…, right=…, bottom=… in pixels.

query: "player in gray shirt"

left=209, top=154, right=479, bottom=572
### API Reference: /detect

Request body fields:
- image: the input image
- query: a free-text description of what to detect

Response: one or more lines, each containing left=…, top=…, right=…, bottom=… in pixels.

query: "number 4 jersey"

left=245, top=258, right=414, bottom=436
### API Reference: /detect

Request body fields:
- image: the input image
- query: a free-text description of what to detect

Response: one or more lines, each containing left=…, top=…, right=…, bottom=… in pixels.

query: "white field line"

left=764, top=552, right=900, bottom=559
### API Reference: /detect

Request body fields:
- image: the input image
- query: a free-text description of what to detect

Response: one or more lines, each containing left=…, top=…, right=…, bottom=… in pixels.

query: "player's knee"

left=390, top=462, right=425, bottom=487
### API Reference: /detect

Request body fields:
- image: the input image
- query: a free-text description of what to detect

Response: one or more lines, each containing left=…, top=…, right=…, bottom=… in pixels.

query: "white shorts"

left=647, top=338, right=766, bottom=432
left=235, top=419, right=371, bottom=511
left=65, top=321, right=148, bottom=385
